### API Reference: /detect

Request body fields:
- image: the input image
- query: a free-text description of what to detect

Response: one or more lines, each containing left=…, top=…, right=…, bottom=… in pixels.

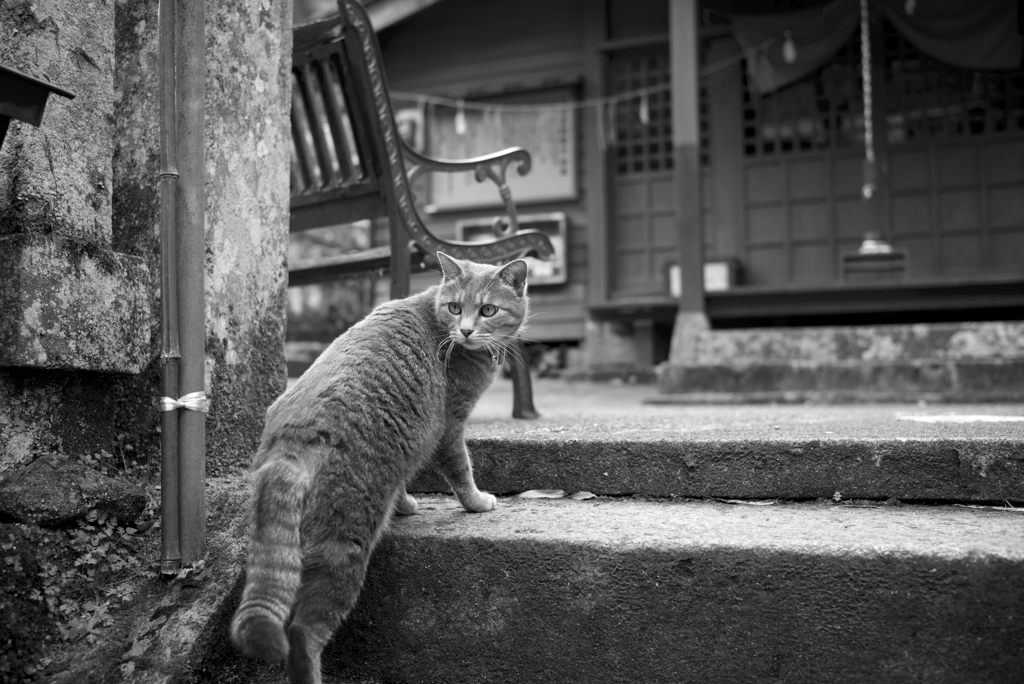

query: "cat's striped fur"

left=230, top=253, right=529, bottom=684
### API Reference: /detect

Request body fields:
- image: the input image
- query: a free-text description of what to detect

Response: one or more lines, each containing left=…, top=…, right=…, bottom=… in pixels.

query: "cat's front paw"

left=461, top=491, right=497, bottom=513
left=395, top=493, right=418, bottom=516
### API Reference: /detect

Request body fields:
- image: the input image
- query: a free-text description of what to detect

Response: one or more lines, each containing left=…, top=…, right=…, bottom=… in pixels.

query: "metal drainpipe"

left=175, top=0, right=207, bottom=566
left=159, top=0, right=207, bottom=572
left=158, top=0, right=182, bottom=575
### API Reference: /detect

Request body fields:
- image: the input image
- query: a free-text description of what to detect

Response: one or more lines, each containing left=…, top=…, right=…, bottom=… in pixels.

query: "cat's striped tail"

left=230, top=455, right=310, bottom=663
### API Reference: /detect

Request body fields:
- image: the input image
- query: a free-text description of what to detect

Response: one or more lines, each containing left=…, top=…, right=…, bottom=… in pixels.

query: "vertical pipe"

left=176, top=0, right=206, bottom=565
left=158, top=0, right=182, bottom=575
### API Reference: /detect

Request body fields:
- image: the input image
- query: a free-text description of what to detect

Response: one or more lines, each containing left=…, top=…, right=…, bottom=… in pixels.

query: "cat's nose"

left=460, top=328, right=473, bottom=338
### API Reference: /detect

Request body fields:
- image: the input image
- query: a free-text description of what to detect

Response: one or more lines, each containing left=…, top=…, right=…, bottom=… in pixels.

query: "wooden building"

left=318, top=0, right=1024, bottom=371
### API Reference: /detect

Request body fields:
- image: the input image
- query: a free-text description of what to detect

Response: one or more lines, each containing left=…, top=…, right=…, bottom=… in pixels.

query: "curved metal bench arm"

left=342, top=0, right=554, bottom=271
left=402, top=143, right=531, bottom=235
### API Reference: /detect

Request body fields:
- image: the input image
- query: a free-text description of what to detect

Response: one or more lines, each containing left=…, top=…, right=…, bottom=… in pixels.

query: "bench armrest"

left=401, top=141, right=531, bottom=236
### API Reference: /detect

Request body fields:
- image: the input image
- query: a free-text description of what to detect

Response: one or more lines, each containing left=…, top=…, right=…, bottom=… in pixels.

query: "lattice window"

left=608, top=48, right=710, bottom=173
left=610, top=49, right=675, bottom=175
left=882, top=22, right=1024, bottom=142
left=743, top=32, right=865, bottom=157
left=743, top=22, right=1024, bottom=158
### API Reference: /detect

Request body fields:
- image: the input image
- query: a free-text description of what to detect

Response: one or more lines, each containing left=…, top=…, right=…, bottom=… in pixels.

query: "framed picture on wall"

left=426, top=87, right=578, bottom=211
left=456, top=212, right=568, bottom=286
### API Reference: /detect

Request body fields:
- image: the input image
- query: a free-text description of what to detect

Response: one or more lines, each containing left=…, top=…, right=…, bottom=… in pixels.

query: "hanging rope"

left=388, top=37, right=772, bottom=116
left=387, top=1, right=857, bottom=155
left=860, top=0, right=876, bottom=200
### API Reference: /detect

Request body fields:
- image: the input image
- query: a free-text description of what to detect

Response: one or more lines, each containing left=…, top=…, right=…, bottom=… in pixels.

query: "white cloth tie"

left=159, top=391, right=210, bottom=414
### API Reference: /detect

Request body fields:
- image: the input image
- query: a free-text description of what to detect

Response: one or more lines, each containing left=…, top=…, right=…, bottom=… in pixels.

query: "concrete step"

left=202, top=495, right=1024, bottom=683
left=656, top=321, right=1024, bottom=402
left=414, top=390, right=1024, bottom=503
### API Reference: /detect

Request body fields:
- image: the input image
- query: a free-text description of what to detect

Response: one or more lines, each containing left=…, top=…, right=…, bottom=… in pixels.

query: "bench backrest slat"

left=291, top=22, right=380, bottom=225
left=289, top=0, right=555, bottom=277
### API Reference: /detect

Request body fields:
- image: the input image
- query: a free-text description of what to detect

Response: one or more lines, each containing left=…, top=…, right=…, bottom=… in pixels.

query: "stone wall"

left=0, top=0, right=114, bottom=244
left=0, top=1, right=291, bottom=677
left=202, top=0, right=292, bottom=474
left=656, top=321, right=1024, bottom=401
left=0, top=0, right=156, bottom=471
left=0, top=0, right=292, bottom=489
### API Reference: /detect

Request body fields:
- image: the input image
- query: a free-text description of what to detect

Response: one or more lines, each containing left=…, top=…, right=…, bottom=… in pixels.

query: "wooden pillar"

left=705, top=36, right=744, bottom=262
left=667, top=0, right=708, bottom=364
left=583, top=0, right=609, bottom=307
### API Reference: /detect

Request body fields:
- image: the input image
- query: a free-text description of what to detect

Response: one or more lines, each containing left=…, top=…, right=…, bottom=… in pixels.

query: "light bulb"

left=782, top=30, right=797, bottom=64
left=454, top=99, right=466, bottom=135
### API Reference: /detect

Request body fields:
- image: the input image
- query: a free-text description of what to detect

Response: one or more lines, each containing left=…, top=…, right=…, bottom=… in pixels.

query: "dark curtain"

left=733, top=0, right=1024, bottom=95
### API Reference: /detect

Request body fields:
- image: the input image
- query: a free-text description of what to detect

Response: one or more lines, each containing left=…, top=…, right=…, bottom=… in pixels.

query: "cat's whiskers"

left=490, top=336, right=527, bottom=369
left=443, top=337, right=456, bottom=375
left=436, top=336, right=460, bottom=382
left=483, top=340, right=504, bottom=366
left=513, top=333, right=542, bottom=346
left=435, top=336, right=452, bottom=361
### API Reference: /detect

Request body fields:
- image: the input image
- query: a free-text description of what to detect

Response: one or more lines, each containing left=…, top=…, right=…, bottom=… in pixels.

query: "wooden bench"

left=288, top=0, right=555, bottom=418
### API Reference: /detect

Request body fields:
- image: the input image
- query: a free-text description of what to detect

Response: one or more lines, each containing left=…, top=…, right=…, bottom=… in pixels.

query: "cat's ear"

left=496, top=259, right=528, bottom=296
left=436, top=252, right=464, bottom=281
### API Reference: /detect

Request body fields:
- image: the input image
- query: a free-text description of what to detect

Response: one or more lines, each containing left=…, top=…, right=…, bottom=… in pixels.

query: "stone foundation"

left=657, top=321, right=1024, bottom=401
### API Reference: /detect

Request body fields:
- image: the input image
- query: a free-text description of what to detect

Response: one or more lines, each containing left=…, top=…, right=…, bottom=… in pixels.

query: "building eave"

left=366, top=0, right=448, bottom=30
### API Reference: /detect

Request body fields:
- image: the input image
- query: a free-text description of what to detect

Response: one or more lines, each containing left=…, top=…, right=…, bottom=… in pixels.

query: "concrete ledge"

left=406, top=402, right=1024, bottom=502
left=200, top=496, right=1024, bottom=683
left=0, top=235, right=152, bottom=373
left=648, top=389, right=1024, bottom=404
left=656, top=360, right=1024, bottom=400
left=424, top=435, right=1024, bottom=502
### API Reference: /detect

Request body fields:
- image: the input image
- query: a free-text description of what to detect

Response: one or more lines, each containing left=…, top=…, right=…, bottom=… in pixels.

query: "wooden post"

left=667, top=0, right=708, bottom=364
left=582, top=0, right=609, bottom=308
left=705, top=37, right=744, bottom=263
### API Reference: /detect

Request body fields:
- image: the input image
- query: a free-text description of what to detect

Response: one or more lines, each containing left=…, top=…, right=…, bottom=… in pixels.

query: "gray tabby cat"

left=230, top=252, right=528, bottom=684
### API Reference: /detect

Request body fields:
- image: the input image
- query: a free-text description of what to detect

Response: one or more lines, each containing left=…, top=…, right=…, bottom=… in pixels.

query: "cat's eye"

left=448, top=302, right=462, bottom=315
left=480, top=304, right=498, bottom=317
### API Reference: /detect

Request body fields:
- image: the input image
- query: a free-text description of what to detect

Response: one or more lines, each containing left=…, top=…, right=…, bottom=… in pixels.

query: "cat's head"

left=435, top=252, right=529, bottom=355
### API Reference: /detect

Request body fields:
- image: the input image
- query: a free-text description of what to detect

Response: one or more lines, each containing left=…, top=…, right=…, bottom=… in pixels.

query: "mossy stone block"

left=0, top=234, right=152, bottom=373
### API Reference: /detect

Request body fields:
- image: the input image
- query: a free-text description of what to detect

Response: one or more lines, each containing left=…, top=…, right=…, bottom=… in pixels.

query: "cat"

left=230, top=252, right=529, bottom=684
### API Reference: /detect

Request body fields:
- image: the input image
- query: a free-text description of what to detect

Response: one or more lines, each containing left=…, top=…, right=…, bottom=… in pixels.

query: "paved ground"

left=470, top=377, right=1024, bottom=443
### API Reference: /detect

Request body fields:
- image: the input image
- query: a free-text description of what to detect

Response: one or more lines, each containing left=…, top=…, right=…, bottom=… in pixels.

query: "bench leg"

left=509, top=338, right=539, bottom=420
